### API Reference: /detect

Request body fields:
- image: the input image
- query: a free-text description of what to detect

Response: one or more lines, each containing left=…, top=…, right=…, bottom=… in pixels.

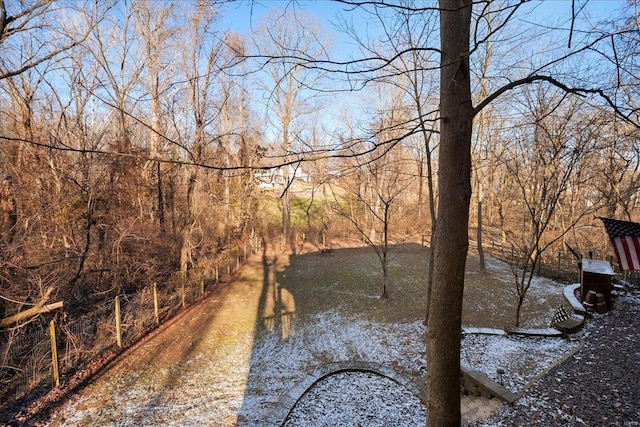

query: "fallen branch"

left=0, top=289, right=63, bottom=328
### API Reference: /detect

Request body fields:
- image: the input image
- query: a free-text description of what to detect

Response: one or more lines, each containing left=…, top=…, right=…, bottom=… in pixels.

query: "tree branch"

left=474, top=74, right=640, bottom=130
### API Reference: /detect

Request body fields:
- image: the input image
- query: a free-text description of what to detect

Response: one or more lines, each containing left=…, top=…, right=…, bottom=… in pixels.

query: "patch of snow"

left=461, top=334, right=579, bottom=393
left=240, top=311, right=425, bottom=424
left=284, top=371, right=425, bottom=426
left=52, top=305, right=582, bottom=426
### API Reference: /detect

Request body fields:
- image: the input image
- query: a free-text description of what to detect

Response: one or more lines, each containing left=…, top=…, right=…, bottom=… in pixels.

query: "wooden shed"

left=580, top=259, right=614, bottom=310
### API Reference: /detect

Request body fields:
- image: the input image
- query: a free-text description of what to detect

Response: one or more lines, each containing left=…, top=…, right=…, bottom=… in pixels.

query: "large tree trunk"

left=426, top=1, right=473, bottom=426
left=477, top=197, right=486, bottom=270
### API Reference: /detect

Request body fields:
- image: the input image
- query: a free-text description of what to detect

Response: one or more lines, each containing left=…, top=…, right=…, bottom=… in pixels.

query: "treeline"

left=0, top=2, right=262, bottom=320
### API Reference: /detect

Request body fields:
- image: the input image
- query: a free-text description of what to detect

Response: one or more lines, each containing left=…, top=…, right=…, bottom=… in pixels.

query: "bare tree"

left=366, top=4, right=441, bottom=319
left=331, top=141, right=414, bottom=298
left=167, top=3, right=248, bottom=278
left=314, top=1, right=639, bottom=424
left=470, top=1, right=498, bottom=272
left=0, top=1, right=638, bottom=424
left=0, top=0, right=108, bottom=81
left=173, top=2, right=222, bottom=277
left=252, top=9, right=328, bottom=246
left=134, top=0, right=176, bottom=232
left=590, top=116, right=640, bottom=220
left=423, top=2, right=474, bottom=423
left=502, top=90, right=598, bottom=327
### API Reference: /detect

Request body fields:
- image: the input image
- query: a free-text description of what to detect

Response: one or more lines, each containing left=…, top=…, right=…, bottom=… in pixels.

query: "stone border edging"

left=462, top=327, right=506, bottom=335
left=461, top=368, right=519, bottom=403
left=460, top=284, right=589, bottom=405
left=520, top=338, right=586, bottom=394
left=564, top=283, right=586, bottom=314
left=270, top=361, right=425, bottom=426
left=467, top=284, right=587, bottom=337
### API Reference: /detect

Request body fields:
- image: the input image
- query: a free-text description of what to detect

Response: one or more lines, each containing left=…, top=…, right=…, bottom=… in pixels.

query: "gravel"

left=473, top=289, right=640, bottom=426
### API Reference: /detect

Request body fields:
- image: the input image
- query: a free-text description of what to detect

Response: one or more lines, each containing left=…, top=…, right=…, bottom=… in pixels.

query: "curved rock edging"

left=270, top=361, right=425, bottom=426
left=563, top=283, right=586, bottom=314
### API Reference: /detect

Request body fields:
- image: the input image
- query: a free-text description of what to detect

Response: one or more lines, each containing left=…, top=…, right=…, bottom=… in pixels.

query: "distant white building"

left=256, top=165, right=310, bottom=188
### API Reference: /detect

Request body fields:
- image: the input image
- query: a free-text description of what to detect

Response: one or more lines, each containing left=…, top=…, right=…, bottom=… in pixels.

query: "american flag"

left=599, top=217, right=640, bottom=271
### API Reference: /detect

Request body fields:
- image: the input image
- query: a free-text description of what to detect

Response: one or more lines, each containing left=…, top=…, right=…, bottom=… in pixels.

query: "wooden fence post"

left=153, top=283, right=159, bottom=325
left=181, top=272, right=186, bottom=308
left=538, top=254, right=542, bottom=274
left=49, top=319, right=60, bottom=388
left=115, top=295, right=122, bottom=348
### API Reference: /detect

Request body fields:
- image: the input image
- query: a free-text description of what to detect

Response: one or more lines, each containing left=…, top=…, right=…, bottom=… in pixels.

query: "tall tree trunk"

left=150, top=86, right=165, bottom=231
left=425, top=131, right=437, bottom=325
left=282, top=126, right=292, bottom=245
left=180, top=169, right=197, bottom=275
left=412, top=78, right=437, bottom=323
left=427, top=1, right=473, bottom=425
left=381, top=200, right=390, bottom=299
left=477, top=197, right=486, bottom=270
left=473, top=1, right=493, bottom=273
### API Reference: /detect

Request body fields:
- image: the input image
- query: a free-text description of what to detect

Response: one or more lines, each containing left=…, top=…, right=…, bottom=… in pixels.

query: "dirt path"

left=47, top=250, right=277, bottom=426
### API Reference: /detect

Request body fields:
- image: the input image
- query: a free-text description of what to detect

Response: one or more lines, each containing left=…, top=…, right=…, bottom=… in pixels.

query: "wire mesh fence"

left=0, top=325, right=51, bottom=403
left=0, top=242, right=258, bottom=412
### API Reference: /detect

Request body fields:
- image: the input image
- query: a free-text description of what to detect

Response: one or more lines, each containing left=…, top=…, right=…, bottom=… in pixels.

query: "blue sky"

left=218, top=0, right=627, bottom=39
left=217, top=0, right=628, bottom=69
left=216, top=0, right=628, bottom=145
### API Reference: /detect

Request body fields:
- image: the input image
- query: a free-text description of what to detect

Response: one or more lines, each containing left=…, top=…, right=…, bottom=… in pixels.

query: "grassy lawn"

left=278, top=244, right=429, bottom=322
left=270, top=242, right=562, bottom=329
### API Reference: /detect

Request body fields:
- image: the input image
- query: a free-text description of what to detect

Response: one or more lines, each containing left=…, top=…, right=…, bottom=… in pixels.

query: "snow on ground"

left=277, top=314, right=578, bottom=426
left=51, top=304, right=580, bottom=426
left=283, top=371, right=426, bottom=426
left=50, top=254, right=585, bottom=427
left=53, top=300, right=580, bottom=427
left=461, top=334, right=579, bottom=393
left=55, top=332, right=256, bottom=426
left=240, top=311, right=426, bottom=425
